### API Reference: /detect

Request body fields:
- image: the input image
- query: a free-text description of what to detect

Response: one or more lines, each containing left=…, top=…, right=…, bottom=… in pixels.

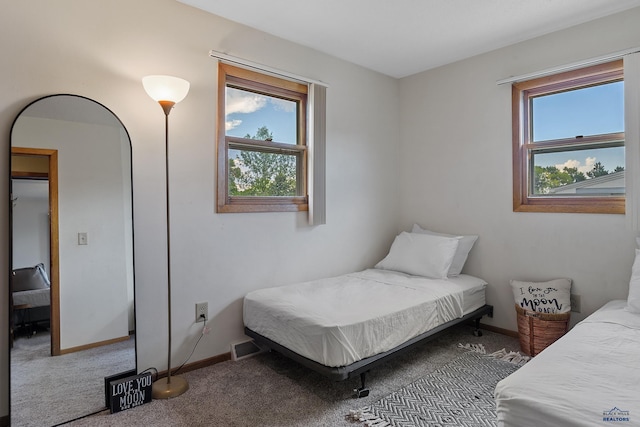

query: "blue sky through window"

left=225, top=87, right=297, bottom=144
left=532, top=81, right=624, bottom=174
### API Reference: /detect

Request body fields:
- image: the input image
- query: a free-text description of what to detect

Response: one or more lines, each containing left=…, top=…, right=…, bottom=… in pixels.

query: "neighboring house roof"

left=549, top=170, right=624, bottom=194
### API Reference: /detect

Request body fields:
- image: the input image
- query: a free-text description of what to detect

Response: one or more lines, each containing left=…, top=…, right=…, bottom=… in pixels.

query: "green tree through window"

left=534, top=162, right=624, bottom=194
left=228, top=126, right=297, bottom=197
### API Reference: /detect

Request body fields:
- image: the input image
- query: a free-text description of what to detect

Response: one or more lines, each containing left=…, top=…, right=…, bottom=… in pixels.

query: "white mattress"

left=13, top=288, right=50, bottom=307
left=243, top=269, right=487, bottom=367
left=495, top=300, right=640, bottom=427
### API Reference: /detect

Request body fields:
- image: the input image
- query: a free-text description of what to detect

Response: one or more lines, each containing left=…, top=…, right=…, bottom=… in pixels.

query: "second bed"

left=244, top=267, right=491, bottom=395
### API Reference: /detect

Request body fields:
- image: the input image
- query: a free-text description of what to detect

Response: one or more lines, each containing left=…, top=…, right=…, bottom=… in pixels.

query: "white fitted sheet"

left=13, top=288, right=50, bottom=307
left=243, top=269, right=486, bottom=367
left=495, top=300, right=640, bottom=427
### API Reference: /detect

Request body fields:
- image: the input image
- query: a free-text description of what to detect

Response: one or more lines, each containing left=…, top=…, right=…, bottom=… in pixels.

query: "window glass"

left=225, top=86, right=298, bottom=145
left=531, top=81, right=624, bottom=141
left=228, top=148, right=298, bottom=197
left=531, top=145, right=624, bottom=195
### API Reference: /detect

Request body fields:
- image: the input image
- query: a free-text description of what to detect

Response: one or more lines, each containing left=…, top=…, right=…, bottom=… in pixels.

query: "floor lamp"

left=142, top=75, right=190, bottom=399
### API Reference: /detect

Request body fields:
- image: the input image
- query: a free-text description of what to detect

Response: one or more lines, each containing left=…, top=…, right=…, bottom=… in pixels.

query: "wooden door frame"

left=11, top=147, right=60, bottom=356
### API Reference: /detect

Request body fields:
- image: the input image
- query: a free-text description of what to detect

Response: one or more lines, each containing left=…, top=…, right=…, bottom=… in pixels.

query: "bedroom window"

left=217, top=62, right=309, bottom=213
left=512, top=60, right=624, bottom=213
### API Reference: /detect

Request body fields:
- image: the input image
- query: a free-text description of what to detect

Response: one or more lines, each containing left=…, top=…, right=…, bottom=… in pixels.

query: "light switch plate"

left=78, top=232, right=88, bottom=245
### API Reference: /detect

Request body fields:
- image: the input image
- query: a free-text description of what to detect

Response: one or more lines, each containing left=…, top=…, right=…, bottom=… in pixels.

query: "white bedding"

left=243, top=269, right=487, bottom=367
left=495, top=300, right=640, bottom=427
left=13, top=288, right=50, bottom=307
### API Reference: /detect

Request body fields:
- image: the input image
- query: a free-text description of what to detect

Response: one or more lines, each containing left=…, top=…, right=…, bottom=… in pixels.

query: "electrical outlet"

left=195, top=302, right=208, bottom=322
left=570, top=294, right=581, bottom=313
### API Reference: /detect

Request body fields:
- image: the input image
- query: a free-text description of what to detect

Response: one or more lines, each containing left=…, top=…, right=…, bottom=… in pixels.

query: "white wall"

left=0, top=0, right=400, bottom=418
left=120, top=127, right=135, bottom=332
left=398, top=8, right=640, bottom=332
left=11, top=182, right=50, bottom=271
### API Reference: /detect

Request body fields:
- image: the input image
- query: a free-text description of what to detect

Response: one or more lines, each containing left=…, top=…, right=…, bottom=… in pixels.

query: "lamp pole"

left=142, top=76, right=190, bottom=399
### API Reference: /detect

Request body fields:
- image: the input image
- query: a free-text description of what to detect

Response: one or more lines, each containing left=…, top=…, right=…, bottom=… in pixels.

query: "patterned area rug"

left=348, top=347, right=525, bottom=427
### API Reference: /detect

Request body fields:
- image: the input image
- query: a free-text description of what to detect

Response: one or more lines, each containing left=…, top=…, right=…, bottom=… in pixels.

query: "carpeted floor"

left=11, top=331, right=135, bottom=427
left=65, top=325, right=519, bottom=427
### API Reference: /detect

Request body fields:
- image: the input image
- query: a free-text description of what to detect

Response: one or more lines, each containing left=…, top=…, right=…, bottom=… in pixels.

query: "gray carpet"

left=348, top=351, right=521, bottom=426
left=64, top=325, right=519, bottom=427
left=11, top=331, right=135, bottom=427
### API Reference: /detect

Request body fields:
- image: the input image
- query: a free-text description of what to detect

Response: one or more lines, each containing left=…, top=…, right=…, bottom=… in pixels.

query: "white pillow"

left=626, top=249, right=640, bottom=314
left=375, top=231, right=460, bottom=279
left=411, top=224, right=478, bottom=276
left=510, top=278, right=572, bottom=314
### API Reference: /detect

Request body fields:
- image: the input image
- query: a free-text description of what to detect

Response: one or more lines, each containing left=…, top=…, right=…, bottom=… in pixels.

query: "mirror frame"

left=8, top=94, right=137, bottom=421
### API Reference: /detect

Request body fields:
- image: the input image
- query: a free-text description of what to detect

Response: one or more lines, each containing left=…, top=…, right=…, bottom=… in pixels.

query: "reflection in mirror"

left=10, top=95, right=136, bottom=426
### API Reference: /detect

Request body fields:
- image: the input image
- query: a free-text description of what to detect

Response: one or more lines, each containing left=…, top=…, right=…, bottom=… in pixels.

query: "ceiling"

left=179, top=0, right=640, bottom=78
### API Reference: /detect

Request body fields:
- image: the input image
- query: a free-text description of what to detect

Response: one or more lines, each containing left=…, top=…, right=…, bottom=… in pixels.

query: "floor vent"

left=231, top=339, right=265, bottom=361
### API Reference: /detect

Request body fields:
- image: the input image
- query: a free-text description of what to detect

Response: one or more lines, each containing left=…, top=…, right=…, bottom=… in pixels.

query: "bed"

left=494, top=299, right=640, bottom=426
left=244, top=227, right=493, bottom=396
left=11, top=263, right=51, bottom=338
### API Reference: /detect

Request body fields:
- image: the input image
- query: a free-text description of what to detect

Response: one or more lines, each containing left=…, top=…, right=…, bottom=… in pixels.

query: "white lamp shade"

left=142, top=75, right=190, bottom=103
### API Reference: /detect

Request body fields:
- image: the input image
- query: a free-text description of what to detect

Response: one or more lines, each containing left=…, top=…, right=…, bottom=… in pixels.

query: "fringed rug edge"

left=347, top=409, right=391, bottom=427
left=458, top=342, right=530, bottom=366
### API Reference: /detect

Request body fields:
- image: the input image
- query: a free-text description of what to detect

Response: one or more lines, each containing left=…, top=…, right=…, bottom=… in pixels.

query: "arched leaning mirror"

left=9, top=95, right=136, bottom=426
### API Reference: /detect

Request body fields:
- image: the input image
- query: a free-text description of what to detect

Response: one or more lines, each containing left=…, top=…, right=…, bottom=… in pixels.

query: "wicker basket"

left=515, top=304, right=570, bottom=356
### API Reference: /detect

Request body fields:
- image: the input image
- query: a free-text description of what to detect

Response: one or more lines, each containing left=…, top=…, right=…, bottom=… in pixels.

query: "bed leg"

left=473, top=317, right=483, bottom=337
left=354, top=372, right=370, bottom=398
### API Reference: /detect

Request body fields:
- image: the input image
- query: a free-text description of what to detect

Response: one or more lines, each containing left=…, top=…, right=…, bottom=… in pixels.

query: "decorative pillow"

left=626, top=249, right=640, bottom=314
left=411, top=224, right=478, bottom=276
left=510, top=278, right=572, bottom=314
left=12, top=263, right=51, bottom=292
left=375, top=231, right=460, bottom=279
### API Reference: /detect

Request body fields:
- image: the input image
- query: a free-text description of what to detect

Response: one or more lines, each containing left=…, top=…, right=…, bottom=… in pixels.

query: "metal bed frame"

left=245, top=303, right=493, bottom=397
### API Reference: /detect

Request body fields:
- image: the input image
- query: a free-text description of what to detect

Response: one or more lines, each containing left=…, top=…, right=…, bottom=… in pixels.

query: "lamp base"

left=152, top=375, right=189, bottom=399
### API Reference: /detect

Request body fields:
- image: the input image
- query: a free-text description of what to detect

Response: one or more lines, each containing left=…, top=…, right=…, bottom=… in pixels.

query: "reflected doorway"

left=11, top=148, right=60, bottom=355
